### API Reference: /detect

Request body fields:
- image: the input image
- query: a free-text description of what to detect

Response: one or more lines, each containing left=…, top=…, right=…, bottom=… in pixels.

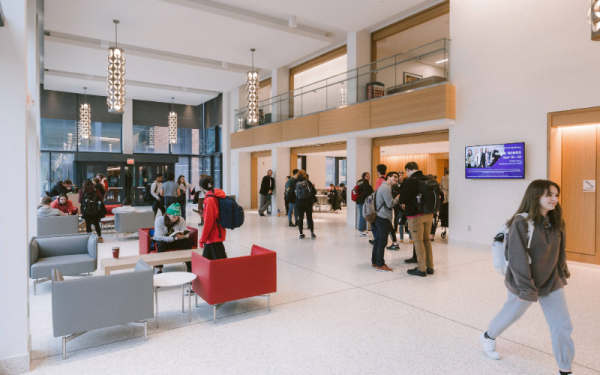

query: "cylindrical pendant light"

left=80, top=87, right=91, bottom=139
left=246, top=48, right=259, bottom=126
left=148, top=126, right=155, bottom=149
left=589, top=0, right=600, bottom=41
left=169, top=97, right=177, bottom=144
left=107, top=20, right=126, bottom=113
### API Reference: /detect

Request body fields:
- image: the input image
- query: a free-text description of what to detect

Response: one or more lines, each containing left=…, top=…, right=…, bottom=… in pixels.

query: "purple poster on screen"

left=465, top=143, right=525, bottom=179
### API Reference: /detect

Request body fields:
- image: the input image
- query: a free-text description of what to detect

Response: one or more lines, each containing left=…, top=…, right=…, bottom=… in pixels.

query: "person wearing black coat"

left=48, top=179, right=73, bottom=199
left=258, top=170, right=275, bottom=216
left=294, top=170, right=317, bottom=239
left=356, top=173, right=373, bottom=236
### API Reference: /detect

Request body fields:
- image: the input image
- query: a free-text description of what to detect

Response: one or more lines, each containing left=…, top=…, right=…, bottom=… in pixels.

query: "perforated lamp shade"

left=246, top=71, right=259, bottom=125
left=107, top=47, right=126, bottom=113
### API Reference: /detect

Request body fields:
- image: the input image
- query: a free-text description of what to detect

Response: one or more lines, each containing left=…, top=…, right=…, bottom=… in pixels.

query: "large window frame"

left=41, top=118, right=123, bottom=154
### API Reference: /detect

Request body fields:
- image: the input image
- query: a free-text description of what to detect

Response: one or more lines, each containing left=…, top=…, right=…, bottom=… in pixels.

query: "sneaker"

left=407, top=267, right=426, bottom=277
left=479, top=332, right=501, bottom=360
left=289, top=221, right=295, bottom=227
left=426, top=268, right=434, bottom=275
left=311, top=233, right=317, bottom=239
left=299, top=234, right=306, bottom=239
left=404, top=257, right=418, bottom=264
left=369, top=240, right=375, bottom=245
left=358, top=232, right=368, bottom=237
left=386, top=244, right=400, bottom=251
left=371, top=264, right=376, bottom=268
left=185, top=289, right=195, bottom=296
left=98, top=237, right=104, bottom=243
left=259, top=213, right=265, bottom=217
left=376, top=265, right=393, bottom=272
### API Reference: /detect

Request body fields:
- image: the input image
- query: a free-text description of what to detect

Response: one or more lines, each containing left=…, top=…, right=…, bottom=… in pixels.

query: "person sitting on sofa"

left=38, top=196, right=67, bottom=217
left=111, top=197, right=138, bottom=214
left=153, top=203, right=193, bottom=274
left=51, top=194, right=79, bottom=215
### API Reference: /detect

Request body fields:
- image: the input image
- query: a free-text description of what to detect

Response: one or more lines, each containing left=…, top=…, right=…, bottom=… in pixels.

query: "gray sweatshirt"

left=37, top=206, right=64, bottom=217
left=153, top=216, right=188, bottom=242
left=505, top=215, right=570, bottom=302
left=376, top=181, right=399, bottom=222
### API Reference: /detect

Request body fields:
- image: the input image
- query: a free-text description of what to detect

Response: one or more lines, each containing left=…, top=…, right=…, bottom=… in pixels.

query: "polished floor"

left=29, top=208, right=600, bottom=374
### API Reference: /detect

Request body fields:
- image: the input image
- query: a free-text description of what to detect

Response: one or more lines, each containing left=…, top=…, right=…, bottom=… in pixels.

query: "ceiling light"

left=79, top=87, right=91, bottom=140
left=246, top=48, right=259, bottom=126
left=169, top=97, right=177, bottom=144
left=148, top=126, right=155, bottom=149
left=289, top=15, right=297, bottom=28
left=107, top=20, right=125, bottom=114
left=338, top=87, right=347, bottom=108
left=436, top=59, right=448, bottom=64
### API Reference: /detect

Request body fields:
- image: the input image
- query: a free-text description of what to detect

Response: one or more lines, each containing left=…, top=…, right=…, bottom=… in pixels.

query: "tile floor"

left=28, top=208, right=600, bottom=374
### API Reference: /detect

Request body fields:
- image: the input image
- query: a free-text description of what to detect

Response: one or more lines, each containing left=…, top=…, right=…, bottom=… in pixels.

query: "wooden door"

left=561, top=126, right=596, bottom=258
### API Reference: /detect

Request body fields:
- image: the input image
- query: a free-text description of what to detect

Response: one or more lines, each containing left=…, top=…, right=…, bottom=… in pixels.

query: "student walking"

left=371, top=171, right=400, bottom=272
left=356, top=172, right=373, bottom=237
left=198, top=175, right=228, bottom=260
left=480, top=180, right=574, bottom=375
left=259, top=170, right=275, bottom=216
left=286, top=169, right=299, bottom=227
left=79, top=179, right=105, bottom=243
left=294, top=170, right=317, bottom=239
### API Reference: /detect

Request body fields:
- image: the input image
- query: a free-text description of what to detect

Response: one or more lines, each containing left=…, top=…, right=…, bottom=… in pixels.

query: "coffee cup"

left=112, top=247, right=120, bottom=259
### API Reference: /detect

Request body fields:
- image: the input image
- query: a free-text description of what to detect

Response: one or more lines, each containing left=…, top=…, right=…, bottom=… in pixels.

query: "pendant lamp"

left=169, top=97, right=177, bottom=144
left=246, top=48, right=259, bottom=126
left=80, top=87, right=91, bottom=139
left=149, top=126, right=155, bottom=149
left=107, top=20, right=125, bottom=113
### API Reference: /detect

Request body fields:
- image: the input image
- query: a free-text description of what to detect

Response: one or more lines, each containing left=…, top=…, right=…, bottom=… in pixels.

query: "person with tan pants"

left=399, top=162, right=434, bottom=277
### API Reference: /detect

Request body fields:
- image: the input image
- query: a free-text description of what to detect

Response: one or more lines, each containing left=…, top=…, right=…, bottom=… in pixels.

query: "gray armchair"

left=29, top=233, right=98, bottom=294
left=114, top=211, right=155, bottom=239
left=52, top=260, right=154, bottom=359
left=37, top=215, right=79, bottom=236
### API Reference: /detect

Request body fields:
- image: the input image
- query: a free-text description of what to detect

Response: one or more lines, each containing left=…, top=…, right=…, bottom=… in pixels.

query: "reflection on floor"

left=29, top=208, right=600, bottom=374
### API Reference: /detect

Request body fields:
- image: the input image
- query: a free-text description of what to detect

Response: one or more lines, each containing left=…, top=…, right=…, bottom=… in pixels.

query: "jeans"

left=371, top=216, right=392, bottom=267
left=84, top=216, right=101, bottom=237
left=357, top=204, right=366, bottom=232
left=288, top=202, right=299, bottom=223
left=259, top=194, right=271, bottom=215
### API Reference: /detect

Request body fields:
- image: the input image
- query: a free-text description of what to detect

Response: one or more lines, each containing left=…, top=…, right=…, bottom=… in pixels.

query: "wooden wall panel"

left=231, top=130, right=253, bottom=149
left=251, top=157, right=258, bottom=209
left=252, top=122, right=282, bottom=146
left=319, top=101, right=371, bottom=136
left=290, top=153, right=298, bottom=175
left=251, top=150, right=271, bottom=158
left=379, top=154, right=431, bottom=176
left=561, top=126, right=596, bottom=257
left=372, top=130, right=449, bottom=148
left=281, top=114, right=319, bottom=141
left=549, top=106, right=600, bottom=128
left=291, top=142, right=346, bottom=154
left=370, top=84, right=454, bottom=129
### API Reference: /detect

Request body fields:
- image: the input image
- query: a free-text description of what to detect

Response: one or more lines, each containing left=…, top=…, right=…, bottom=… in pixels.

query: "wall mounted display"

left=403, top=72, right=422, bottom=84
left=465, top=142, right=525, bottom=179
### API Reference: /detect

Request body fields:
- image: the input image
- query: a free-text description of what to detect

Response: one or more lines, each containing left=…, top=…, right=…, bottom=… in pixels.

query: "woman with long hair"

left=480, top=180, right=574, bottom=375
left=177, top=174, right=192, bottom=220
left=294, top=169, right=317, bottom=239
left=78, top=179, right=105, bottom=243
left=356, top=172, right=373, bottom=237
left=153, top=203, right=192, bottom=274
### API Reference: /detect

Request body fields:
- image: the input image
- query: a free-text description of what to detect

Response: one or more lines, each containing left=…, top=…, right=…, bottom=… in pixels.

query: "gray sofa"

left=52, top=260, right=154, bottom=359
left=37, top=215, right=79, bottom=236
left=114, top=211, right=155, bottom=239
left=29, top=233, right=98, bottom=294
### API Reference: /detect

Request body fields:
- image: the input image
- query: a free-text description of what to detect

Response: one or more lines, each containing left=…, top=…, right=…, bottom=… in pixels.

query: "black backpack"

left=143, top=184, right=157, bottom=203
left=81, top=191, right=101, bottom=217
left=415, top=176, right=442, bottom=215
left=295, top=180, right=312, bottom=201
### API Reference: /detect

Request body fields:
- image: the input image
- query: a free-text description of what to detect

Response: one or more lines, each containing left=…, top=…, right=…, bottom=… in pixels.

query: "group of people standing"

left=149, top=173, right=193, bottom=220
left=466, top=147, right=501, bottom=168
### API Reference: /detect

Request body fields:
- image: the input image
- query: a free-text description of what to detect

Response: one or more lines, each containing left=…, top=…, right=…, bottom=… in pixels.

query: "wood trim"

left=251, top=157, right=258, bottom=209
left=372, top=1, right=450, bottom=43
left=231, top=130, right=253, bottom=149
left=289, top=45, right=348, bottom=76
left=259, top=78, right=272, bottom=90
left=252, top=122, right=282, bottom=146
left=290, top=153, right=298, bottom=175
left=251, top=150, right=272, bottom=158
left=548, top=106, right=600, bottom=128
left=281, top=114, right=319, bottom=142
left=372, top=130, right=449, bottom=148
left=371, top=146, right=381, bottom=183
left=291, top=142, right=346, bottom=155
left=318, top=101, right=371, bottom=137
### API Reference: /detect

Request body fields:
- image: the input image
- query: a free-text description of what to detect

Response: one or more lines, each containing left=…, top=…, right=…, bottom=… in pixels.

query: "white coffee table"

left=153, top=272, right=197, bottom=328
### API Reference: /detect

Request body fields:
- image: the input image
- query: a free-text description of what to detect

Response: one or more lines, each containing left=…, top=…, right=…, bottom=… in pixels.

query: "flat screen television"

left=465, top=142, right=525, bottom=179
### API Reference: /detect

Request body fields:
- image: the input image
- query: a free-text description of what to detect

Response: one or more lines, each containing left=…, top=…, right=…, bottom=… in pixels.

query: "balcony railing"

left=234, top=38, right=450, bottom=132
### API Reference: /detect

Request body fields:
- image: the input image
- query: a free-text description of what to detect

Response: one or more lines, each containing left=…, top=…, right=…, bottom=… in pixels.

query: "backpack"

left=351, top=184, right=362, bottom=202
left=143, top=184, right=157, bottom=204
left=492, top=213, right=534, bottom=276
left=415, top=176, right=442, bottom=215
left=295, top=180, right=312, bottom=201
left=362, top=190, right=388, bottom=223
left=285, top=178, right=296, bottom=203
left=81, top=191, right=101, bottom=217
left=212, top=195, right=244, bottom=230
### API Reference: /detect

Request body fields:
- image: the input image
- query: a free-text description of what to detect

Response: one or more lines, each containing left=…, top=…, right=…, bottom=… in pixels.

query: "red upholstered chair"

left=191, top=245, right=277, bottom=323
left=138, top=227, right=198, bottom=255
left=104, top=204, right=119, bottom=217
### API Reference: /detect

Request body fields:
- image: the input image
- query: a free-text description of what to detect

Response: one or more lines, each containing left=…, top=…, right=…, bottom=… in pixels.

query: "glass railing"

left=234, top=38, right=450, bottom=132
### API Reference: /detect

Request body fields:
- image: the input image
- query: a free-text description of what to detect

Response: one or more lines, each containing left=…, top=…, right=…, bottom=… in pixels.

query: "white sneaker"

left=479, top=332, right=501, bottom=360
left=358, top=232, right=368, bottom=237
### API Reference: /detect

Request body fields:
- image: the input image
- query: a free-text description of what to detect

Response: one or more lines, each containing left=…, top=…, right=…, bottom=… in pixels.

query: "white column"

left=221, top=91, right=232, bottom=193
left=231, top=150, right=251, bottom=208
left=346, top=137, right=372, bottom=228
left=347, top=30, right=371, bottom=105
left=122, top=98, right=133, bottom=154
left=271, top=67, right=290, bottom=122
left=271, top=147, right=291, bottom=216
left=27, top=0, right=40, bottom=239
left=0, top=0, right=31, bottom=373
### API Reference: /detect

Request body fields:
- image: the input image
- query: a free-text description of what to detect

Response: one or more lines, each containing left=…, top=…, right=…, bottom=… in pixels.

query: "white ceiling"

left=42, top=0, right=444, bottom=105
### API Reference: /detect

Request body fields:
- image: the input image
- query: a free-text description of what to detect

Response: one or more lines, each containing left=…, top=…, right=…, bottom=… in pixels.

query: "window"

left=205, top=127, right=216, bottom=153
left=326, top=157, right=347, bottom=186
left=78, top=122, right=122, bottom=153
left=213, top=155, right=221, bottom=189
left=133, top=125, right=169, bottom=154
left=172, top=128, right=201, bottom=155
left=41, top=119, right=78, bottom=151
left=175, top=156, right=191, bottom=199
left=40, top=152, right=50, bottom=195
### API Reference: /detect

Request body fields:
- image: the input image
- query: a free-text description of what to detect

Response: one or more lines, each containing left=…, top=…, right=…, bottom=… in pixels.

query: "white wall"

left=449, top=0, right=600, bottom=249
left=256, top=156, right=272, bottom=204
left=305, top=154, right=327, bottom=189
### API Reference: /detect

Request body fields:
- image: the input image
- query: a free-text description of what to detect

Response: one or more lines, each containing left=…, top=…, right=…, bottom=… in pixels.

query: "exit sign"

left=127, top=158, right=134, bottom=165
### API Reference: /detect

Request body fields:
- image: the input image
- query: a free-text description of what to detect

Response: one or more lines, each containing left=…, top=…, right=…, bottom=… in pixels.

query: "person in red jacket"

left=198, top=175, right=227, bottom=260
left=51, top=194, right=79, bottom=215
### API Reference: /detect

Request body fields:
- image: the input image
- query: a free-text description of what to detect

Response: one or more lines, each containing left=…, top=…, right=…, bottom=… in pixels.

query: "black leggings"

left=297, top=205, right=314, bottom=234
left=389, top=209, right=400, bottom=243
left=156, top=237, right=193, bottom=271
left=202, top=242, right=227, bottom=260
left=84, top=216, right=101, bottom=237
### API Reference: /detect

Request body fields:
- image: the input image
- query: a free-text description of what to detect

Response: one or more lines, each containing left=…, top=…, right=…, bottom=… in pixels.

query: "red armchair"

left=191, top=245, right=277, bottom=323
left=139, top=227, right=198, bottom=255
left=104, top=204, right=119, bottom=217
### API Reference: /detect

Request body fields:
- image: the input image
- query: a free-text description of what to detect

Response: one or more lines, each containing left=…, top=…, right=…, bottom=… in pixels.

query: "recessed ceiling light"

left=436, top=59, right=448, bottom=64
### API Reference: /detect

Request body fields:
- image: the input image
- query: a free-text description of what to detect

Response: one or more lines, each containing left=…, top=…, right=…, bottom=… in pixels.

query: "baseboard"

left=0, top=353, right=30, bottom=375
left=448, top=238, right=491, bottom=252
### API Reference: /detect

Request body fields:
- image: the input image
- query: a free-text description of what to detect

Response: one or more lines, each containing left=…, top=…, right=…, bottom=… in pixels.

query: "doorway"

left=76, top=162, right=128, bottom=204
left=134, top=163, right=172, bottom=206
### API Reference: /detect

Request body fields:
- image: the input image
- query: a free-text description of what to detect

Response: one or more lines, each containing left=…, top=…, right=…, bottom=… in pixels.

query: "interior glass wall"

left=40, top=119, right=78, bottom=151
left=133, top=125, right=169, bottom=154
left=78, top=122, right=122, bottom=153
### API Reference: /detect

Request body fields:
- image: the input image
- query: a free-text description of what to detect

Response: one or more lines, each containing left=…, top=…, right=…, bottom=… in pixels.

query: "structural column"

left=0, top=0, right=32, bottom=373
left=347, top=30, right=371, bottom=105
left=230, top=150, right=251, bottom=209
left=270, top=147, right=291, bottom=216
left=346, top=137, right=372, bottom=228
left=270, top=67, right=290, bottom=122
left=221, top=90, right=233, bottom=193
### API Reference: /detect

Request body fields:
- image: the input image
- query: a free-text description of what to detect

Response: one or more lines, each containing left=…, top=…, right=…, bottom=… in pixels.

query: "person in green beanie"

left=153, top=203, right=193, bottom=274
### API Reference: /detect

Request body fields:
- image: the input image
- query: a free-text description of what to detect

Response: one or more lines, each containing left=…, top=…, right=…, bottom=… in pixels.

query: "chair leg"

left=144, top=321, right=147, bottom=341
left=62, top=332, right=85, bottom=360
left=33, top=279, right=36, bottom=295
left=213, top=305, right=216, bottom=324
left=268, top=294, right=271, bottom=311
